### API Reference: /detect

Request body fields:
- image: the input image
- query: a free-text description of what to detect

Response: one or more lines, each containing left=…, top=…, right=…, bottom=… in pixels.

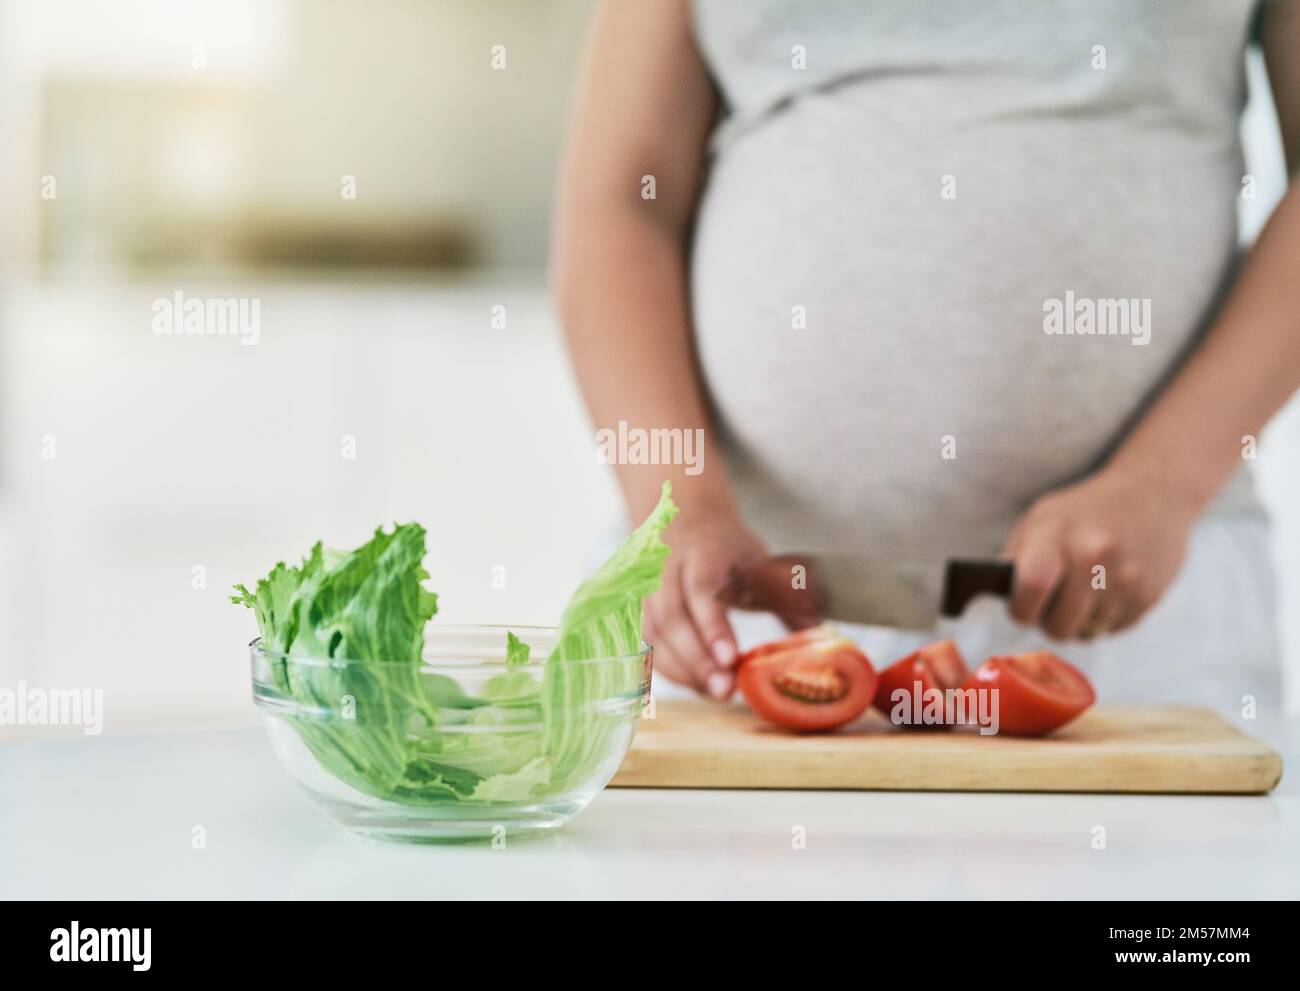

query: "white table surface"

left=4, top=717, right=1297, bottom=900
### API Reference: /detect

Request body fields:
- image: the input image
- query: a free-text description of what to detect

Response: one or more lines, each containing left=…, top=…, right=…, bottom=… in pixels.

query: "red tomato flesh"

left=873, top=639, right=970, bottom=729
left=961, top=651, right=1095, bottom=736
left=736, top=627, right=877, bottom=732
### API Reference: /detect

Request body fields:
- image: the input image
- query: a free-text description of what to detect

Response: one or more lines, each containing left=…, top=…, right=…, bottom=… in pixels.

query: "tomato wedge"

left=736, top=627, right=877, bottom=732
left=873, top=639, right=969, bottom=730
left=961, top=651, right=1095, bottom=736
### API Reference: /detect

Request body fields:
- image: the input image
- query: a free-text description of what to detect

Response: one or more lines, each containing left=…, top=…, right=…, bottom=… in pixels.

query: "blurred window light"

left=3, top=0, right=293, bottom=78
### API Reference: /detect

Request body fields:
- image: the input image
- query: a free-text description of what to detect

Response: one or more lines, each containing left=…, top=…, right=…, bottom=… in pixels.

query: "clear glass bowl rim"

left=249, top=624, right=652, bottom=673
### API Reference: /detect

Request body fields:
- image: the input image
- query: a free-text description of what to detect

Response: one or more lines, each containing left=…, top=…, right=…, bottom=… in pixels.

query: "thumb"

left=1005, top=526, right=1066, bottom=626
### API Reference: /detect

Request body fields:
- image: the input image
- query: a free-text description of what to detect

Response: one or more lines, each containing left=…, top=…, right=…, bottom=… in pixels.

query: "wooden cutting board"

left=609, top=701, right=1283, bottom=794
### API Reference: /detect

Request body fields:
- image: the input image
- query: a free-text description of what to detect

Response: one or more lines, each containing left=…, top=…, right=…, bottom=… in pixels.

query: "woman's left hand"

left=1002, top=466, right=1199, bottom=640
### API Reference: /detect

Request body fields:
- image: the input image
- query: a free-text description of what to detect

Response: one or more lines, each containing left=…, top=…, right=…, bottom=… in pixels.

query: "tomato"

left=961, top=651, right=1095, bottom=736
left=735, top=627, right=878, bottom=732
left=872, top=640, right=969, bottom=729
left=737, top=626, right=835, bottom=663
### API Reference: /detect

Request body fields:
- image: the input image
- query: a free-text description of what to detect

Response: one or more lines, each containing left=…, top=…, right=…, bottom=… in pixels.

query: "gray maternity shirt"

left=689, top=0, right=1264, bottom=560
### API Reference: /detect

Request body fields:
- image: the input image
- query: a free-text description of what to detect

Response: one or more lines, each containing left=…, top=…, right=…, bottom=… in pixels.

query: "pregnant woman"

left=552, top=0, right=1300, bottom=706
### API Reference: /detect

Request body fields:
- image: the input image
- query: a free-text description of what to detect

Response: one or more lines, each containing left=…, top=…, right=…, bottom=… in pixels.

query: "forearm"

left=1107, top=183, right=1300, bottom=511
left=556, top=207, right=735, bottom=523
left=549, top=0, right=725, bottom=524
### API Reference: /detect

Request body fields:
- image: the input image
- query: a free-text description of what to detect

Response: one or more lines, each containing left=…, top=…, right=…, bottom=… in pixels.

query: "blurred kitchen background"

left=1, top=0, right=1297, bottom=739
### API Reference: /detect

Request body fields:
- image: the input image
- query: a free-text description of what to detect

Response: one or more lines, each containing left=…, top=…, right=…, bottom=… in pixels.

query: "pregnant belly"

left=690, top=100, right=1240, bottom=553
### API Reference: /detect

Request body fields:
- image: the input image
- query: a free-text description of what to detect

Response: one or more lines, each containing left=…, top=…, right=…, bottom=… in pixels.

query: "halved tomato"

left=961, top=651, right=1095, bottom=736
left=735, top=627, right=877, bottom=732
left=873, top=639, right=969, bottom=730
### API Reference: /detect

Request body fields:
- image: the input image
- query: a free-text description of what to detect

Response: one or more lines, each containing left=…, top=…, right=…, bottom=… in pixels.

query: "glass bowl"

left=250, top=625, right=651, bottom=843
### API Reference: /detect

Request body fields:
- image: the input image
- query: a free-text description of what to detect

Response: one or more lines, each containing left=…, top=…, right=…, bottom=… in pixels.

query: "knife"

left=716, top=553, right=1014, bottom=631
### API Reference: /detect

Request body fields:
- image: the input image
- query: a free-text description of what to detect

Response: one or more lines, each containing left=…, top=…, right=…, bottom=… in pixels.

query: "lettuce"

left=541, top=482, right=676, bottom=789
left=234, top=483, right=675, bottom=805
left=233, top=525, right=440, bottom=797
left=505, top=630, right=530, bottom=667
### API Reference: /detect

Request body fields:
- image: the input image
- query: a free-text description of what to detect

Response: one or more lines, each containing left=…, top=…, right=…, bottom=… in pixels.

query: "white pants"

left=642, top=512, right=1283, bottom=713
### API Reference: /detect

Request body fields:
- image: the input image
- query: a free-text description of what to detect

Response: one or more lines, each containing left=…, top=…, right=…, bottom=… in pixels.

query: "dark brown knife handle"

left=941, top=559, right=1014, bottom=618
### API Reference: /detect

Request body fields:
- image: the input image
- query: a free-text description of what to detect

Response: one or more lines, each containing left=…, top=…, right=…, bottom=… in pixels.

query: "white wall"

left=0, top=276, right=621, bottom=739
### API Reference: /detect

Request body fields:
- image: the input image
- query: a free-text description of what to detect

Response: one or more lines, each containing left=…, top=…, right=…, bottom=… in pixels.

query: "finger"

left=648, top=585, right=724, bottom=697
left=1007, top=529, right=1066, bottom=626
left=643, top=613, right=703, bottom=696
left=1042, top=563, right=1096, bottom=640
left=1108, top=592, right=1149, bottom=634
left=645, top=604, right=689, bottom=685
left=647, top=642, right=694, bottom=691
left=1065, top=533, right=1121, bottom=638
left=1086, top=584, right=1126, bottom=636
left=682, top=560, right=741, bottom=670
left=1103, top=561, right=1148, bottom=633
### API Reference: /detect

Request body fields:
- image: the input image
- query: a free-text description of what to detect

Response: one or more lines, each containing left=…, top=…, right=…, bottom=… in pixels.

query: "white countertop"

left=4, top=718, right=1297, bottom=900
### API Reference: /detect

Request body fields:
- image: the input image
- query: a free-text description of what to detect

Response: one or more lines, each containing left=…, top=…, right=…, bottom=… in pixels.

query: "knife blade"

left=717, top=553, right=1014, bottom=631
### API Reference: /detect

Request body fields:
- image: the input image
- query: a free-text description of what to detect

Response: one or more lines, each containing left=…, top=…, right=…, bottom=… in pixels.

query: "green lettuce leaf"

left=233, top=524, right=438, bottom=797
left=505, top=630, right=530, bottom=667
left=234, top=483, right=675, bottom=807
left=468, top=757, right=551, bottom=803
left=541, top=481, right=676, bottom=790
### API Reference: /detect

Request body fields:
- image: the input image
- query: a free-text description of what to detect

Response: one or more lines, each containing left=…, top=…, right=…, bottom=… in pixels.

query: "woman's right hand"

left=645, top=507, right=821, bottom=699
left=643, top=508, right=767, bottom=699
